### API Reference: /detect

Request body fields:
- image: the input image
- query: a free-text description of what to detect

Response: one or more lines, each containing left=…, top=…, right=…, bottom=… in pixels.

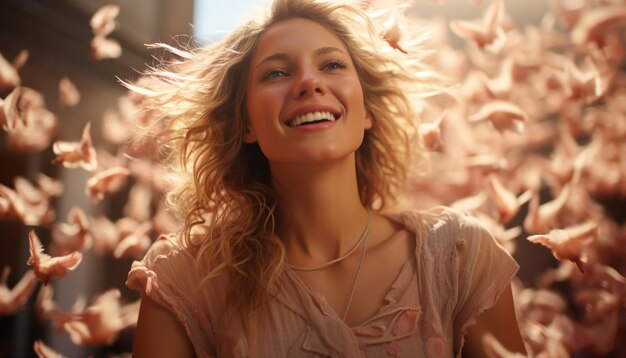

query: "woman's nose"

left=293, top=69, right=325, bottom=98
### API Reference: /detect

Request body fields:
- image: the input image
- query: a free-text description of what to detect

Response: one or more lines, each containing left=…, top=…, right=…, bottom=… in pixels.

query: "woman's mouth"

left=286, top=111, right=341, bottom=127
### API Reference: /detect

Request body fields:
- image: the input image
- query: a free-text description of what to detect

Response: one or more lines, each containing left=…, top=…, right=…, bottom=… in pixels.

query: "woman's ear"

left=364, top=109, right=373, bottom=130
left=243, top=126, right=257, bottom=143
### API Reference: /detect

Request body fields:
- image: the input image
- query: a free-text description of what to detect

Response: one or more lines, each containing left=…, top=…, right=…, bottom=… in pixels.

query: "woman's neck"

left=270, top=154, right=369, bottom=264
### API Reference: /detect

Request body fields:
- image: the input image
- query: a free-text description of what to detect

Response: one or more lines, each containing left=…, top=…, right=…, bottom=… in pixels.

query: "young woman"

left=126, top=0, right=526, bottom=356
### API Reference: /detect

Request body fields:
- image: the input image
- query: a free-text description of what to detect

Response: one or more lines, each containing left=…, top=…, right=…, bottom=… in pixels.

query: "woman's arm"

left=462, top=284, right=527, bottom=357
left=133, top=293, right=196, bottom=358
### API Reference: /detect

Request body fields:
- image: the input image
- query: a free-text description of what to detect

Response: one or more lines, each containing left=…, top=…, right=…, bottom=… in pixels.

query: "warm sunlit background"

left=1, top=0, right=625, bottom=357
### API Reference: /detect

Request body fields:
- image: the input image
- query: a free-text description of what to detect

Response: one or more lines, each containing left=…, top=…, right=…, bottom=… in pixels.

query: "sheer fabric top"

left=127, top=206, right=519, bottom=357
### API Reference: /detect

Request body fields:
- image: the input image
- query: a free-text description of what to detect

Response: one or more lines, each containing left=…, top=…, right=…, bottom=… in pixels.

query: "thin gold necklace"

left=286, top=211, right=371, bottom=271
left=342, top=222, right=370, bottom=321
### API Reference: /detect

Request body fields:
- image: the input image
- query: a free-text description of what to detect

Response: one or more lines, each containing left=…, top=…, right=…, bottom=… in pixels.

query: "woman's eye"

left=262, top=70, right=288, bottom=81
left=322, top=59, right=347, bottom=71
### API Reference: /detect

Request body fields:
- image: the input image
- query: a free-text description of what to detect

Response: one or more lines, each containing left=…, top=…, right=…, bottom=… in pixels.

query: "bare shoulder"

left=133, top=293, right=196, bottom=358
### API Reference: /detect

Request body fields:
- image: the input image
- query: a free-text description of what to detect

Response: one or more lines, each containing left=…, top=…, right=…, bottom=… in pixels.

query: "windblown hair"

left=129, top=0, right=430, bottom=327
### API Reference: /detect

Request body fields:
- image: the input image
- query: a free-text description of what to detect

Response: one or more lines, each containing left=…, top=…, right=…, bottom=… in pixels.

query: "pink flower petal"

left=27, top=230, right=83, bottom=285
left=90, top=5, right=120, bottom=36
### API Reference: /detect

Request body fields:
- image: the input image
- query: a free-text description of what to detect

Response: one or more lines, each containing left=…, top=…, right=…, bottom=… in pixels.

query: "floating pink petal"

left=62, top=289, right=128, bottom=346
left=485, top=174, right=532, bottom=222
left=52, top=122, right=98, bottom=171
left=0, top=181, right=54, bottom=226
left=33, top=340, right=66, bottom=358
left=27, top=230, right=83, bottom=285
left=36, top=173, right=64, bottom=198
left=14, top=176, right=44, bottom=205
left=114, top=219, right=152, bottom=259
left=101, top=109, right=132, bottom=145
left=3, top=87, right=57, bottom=152
left=86, top=166, right=130, bottom=201
left=0, top=266, right=37, bottom=316
left=35, top=284, right=58, bottom=321
left=0, top=86, right=21, bottom=129
left=90, top=5, right=120, bottom=36
left=469, top=100, right=528, bottom=133
left=450, top=0, right=507, bottom=50
left=58, top=77, right=80, bottom=108
left=91, top=216, right=120, bottom=254
left=51, top=206, right=92, bottom=256
left=0, top=51, right=26, bottom=89
left=91, top=36, right=122, bottom=60
left=382, top=14, right=408, bottom=54
left=571, top=6, right=626, bottom=46
left=523, top=185, right=571, bottom=234
left=419, top=112, right=445, bottom=152
left=527, top=221, right=598, bottom=273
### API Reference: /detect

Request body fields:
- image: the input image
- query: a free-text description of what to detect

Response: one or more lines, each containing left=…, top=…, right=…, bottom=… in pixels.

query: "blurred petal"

left=90, top=5, right=120, bottom=36
left=58, top=77, right=81, bottom=108
left=0, top=266, right=37, bottom=316
left=91, top=36, right=122, bottom=60
left=33, top=340, right=66, bottom=358
left=86, top=167, right=130, bottom=201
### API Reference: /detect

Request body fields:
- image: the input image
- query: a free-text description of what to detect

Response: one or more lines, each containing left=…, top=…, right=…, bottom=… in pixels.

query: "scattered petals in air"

left=550, top=0, right=586, bottom=29
left=113, top=218, right=152, bottom=259
left=0, top=177, right=56, bottom=226
left=0, top=86, right=21, bottom=129
left=469, top=100, right=528, bottom=133
left=91, top=215, right=121, bottom=255
left=101, top=109, right=132, bottom=145
left=51, top=206, right=92, bottom=256
left=2, top=0, right=626, bottom=356
left=419, top=112, right=445, bottom=152
left=523, top=185, right=571, bottom=234
left=36, top=173, right=64, bottom=198
left=90, top=5, right=120, bottom=36
left=570, top=6, right=626, bottom=46
left=35, top=284, right=58, bottom=321
left=485, top=174, right=532, bottom=223
left=62, top=289, right=131, bottom=346
left=0, top=50, right=28, bottom=89
left=2, top=87, right=58, bottom=152
left=449, top=0, right=507, bottom=51
left=58, top=77, right=81, bottom=108
left=382, top=14, right=408, bottom=53
left=86, top=166, right=130, bottom=201
left=33, top=340, right=66, bottom=358
left=91, top=36, right=122, bottom=60
left=52, top=122, right=98, bottom=171
left=527, top=221, right=599, bottom=273
left=27, top=230, right=83, bottom=285
left=0, top=266, right=37, bottom=316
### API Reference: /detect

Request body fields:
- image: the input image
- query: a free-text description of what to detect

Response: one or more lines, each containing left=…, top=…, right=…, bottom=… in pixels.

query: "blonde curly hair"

left=129, top=0, right=430, bottom=326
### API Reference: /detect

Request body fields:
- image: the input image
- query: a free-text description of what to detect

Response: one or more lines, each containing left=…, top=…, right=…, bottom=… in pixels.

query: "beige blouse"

left=127, top=206, right=519, bottom=357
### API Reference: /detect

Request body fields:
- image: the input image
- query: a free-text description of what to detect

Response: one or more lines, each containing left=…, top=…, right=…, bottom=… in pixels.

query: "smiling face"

left=245, top=17, right=372, bottom=165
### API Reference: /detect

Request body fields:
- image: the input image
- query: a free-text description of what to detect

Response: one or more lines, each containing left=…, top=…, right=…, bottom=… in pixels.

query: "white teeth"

left=288, top=111, right=337, bottom=127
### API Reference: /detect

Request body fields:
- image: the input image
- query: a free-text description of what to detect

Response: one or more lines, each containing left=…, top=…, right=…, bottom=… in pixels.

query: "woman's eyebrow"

left=314, top=46, right=346, bottom=56
left=255, top=53, right=289, bottom=69
left=255, top=47, right=347, bottom=69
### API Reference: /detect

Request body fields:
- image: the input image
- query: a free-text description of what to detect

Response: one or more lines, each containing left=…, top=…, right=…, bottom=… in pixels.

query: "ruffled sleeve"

left=449, top=210, right=519, bottom=354
left=126, top=234, right=217, bottom=358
